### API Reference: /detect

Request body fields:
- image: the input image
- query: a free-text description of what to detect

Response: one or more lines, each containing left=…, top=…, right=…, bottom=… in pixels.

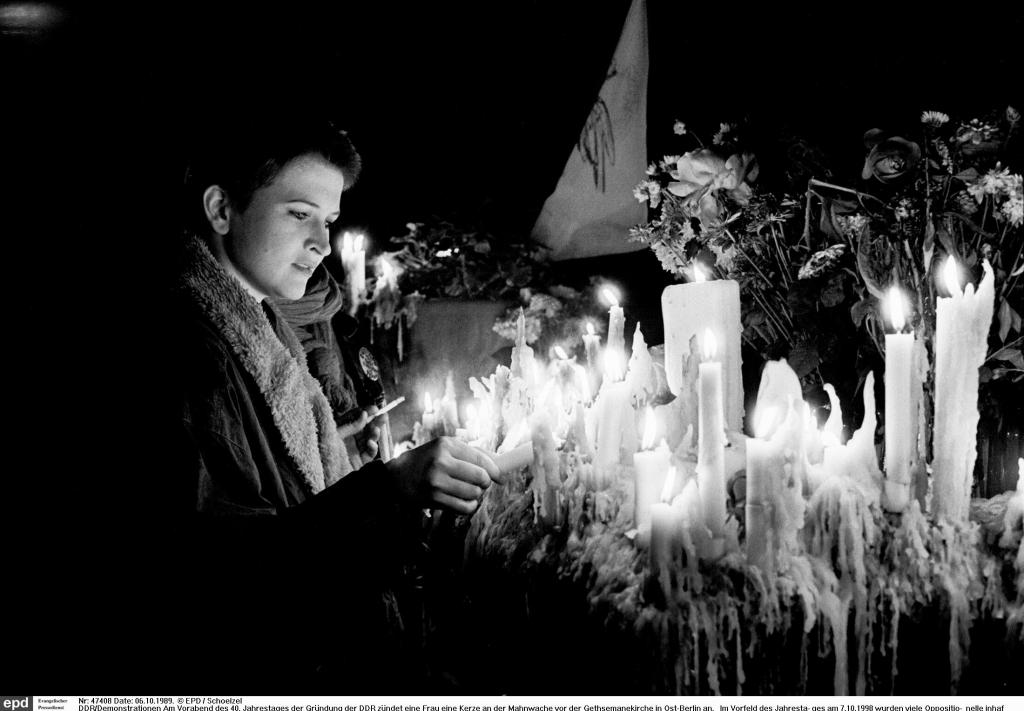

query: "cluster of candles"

left=408, top=255, right=997, bottom=579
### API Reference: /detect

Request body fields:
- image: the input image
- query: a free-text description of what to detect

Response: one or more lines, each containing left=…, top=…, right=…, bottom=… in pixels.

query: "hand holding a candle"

left=385, top=436, right=501, bottom=514
left=337, top=403, right=389, bottom=465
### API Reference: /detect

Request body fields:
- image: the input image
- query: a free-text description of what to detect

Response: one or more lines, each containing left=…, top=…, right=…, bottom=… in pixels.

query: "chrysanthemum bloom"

left=921, top=110, right=950, bottom=127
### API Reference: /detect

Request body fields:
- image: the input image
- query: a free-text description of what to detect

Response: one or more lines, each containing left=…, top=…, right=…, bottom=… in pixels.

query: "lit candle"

left=882, top=286, right=919, bottom=513
left=633, top=407, right=672, bottom=531
left=439, top=372, right=460, bottom=436
left=592, top=347, right=633, bottom=488
left=933, top=257, right=996, bottom=521
left=493, top=419, right=533, bottom=476
left=662, top=263, right=744, bottom=431
left=340, top=231, right=366, bottom=313
left=420, top=392, right=438, bottom=442
left=582, top=321, right=602, bottom=397
left=602, top=286, right=626, bottom=368
left=464, top=403, right=480, bottom=442
left=649, top=466, right=681, bottom=593
left=697, top=329, right=727, bottom=538
left=745, top=406, right=783, bottom=576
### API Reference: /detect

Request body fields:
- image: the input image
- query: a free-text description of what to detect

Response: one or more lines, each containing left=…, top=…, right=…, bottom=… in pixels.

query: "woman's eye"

left=289, top=210, right=310, bottom=221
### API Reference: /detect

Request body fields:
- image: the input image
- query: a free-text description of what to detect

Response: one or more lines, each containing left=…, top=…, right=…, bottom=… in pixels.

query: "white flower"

left=968, top=164, right=1013, bottom=202
left=712, top=122, right=734, bottom=145
left=894, top=205, right=910, bottom=221
left=1007, top=105, right=1021, bottom=124
left=920, top=110, right=950, bottom=127
left=1001, top=195, right=1023, bottom=227
left=646, top=162, right=658, bottom=176
left=633, top=184, right=649, bottom=203
left=673, top=120, right=687, bottom=135
left=659, top=154, right=681, bottom=171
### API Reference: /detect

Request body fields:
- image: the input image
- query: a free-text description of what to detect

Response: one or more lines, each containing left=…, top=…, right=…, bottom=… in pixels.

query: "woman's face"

left=223, top=153, right=346, bottom=301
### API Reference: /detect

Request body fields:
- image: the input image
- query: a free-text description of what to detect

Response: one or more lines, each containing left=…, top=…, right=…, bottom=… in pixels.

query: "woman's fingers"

left=444, top=438, right=500, bottom=483
left=337, top=410, right=371, bottom=439
left=431, top=468, right=484, bottom=501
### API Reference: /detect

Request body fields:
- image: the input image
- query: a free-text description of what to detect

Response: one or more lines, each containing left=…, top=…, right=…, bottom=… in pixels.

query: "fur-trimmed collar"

left=179, top=235, right=351, bottom=493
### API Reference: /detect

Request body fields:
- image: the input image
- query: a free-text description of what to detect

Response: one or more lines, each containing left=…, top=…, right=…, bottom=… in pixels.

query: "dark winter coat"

left=161, top=236, right=414, bottom=689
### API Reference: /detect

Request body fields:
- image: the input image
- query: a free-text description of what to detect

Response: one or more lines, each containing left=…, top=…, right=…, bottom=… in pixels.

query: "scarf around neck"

left=179, top=235, right=351, bottom=493
left=270, top=265, right=346, bottom=328
left=270, top=267, right=358, bottom=418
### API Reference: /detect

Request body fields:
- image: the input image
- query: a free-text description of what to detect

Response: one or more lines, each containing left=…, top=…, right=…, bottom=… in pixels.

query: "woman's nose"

left=307, top=223, right=331, bottom=256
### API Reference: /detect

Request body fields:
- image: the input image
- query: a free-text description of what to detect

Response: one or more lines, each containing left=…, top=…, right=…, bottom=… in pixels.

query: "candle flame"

left=601, top=286, right=620, bottom=308
left=693, top=263, right=707, bottom=283
left=342, top=231, right=353, bottom=253
left=423, top=392, right=433, bottom=413
left=702, top=329, right=718, bottom=360
left=942, top=256, right=961, bottom=296
left=661, top=466, right=677, bottom=502
left=586, top=321, right=596, bottom=336
left=554, top=345, right=569, bottom=360
left=353, top=233, right=364, bottom=251
left=642, top=407, right=657, bottom=450
left=753, top=406, right=778, bottom=439
left=886, top=286, right=906, bottom=332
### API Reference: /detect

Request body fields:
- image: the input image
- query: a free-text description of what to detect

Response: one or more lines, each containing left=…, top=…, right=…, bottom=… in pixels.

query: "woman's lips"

left=292, top=263, right=314, bottom=275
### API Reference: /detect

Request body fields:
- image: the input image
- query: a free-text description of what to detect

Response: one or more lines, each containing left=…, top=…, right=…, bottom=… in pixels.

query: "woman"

left=167, top=115, right=498, bottom=689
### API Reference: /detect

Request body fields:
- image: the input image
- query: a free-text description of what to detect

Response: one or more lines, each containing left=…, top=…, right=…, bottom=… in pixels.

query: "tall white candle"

left=420, top=392, right=438, bottom=442
left=933, top=258, right=996, bottom=521
left=883, top=286, right=918, bottom=513
left=662, top=264, right=744, bottom=431
left=340, top=231, right=366, bottom=312
left=633, top=407, right=671, bottom=531
left=745, top=406, right=783, bottom=576
left=582, top=321, right=602, bottom=398
left=697, top=329, right=727, bottom=538
left=602, top=287, right=626, bottom=366
left=649, top=466, right=681, bottom=593
left=593, top=349, right=632, bottom=488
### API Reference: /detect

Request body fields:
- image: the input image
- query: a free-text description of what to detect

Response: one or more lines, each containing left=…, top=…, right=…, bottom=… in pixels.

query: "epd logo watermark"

left=1, top=698, right=32, bottom=711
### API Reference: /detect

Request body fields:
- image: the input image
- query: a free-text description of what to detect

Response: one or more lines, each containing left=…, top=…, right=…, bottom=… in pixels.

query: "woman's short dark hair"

left=183, top=115, right=362, bottom=234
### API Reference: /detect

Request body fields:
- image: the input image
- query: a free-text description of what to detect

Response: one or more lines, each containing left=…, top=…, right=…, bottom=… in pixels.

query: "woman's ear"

left=201, top=185, right=232, bottom=236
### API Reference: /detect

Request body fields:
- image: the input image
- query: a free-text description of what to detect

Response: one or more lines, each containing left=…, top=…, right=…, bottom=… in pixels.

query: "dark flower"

left=861, top=129, right=922, bottom=183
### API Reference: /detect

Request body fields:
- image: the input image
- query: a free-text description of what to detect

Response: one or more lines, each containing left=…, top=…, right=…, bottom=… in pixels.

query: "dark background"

left=5, top=0, right=1023, bottom=689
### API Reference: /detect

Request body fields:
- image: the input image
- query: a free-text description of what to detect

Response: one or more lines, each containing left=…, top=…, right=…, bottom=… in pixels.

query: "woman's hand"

left=337, top=405, right=382, bottom=466
left=384, top=436, right=500, bottom=515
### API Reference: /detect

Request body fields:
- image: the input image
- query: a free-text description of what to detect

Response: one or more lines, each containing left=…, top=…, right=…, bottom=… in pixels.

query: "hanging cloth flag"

left=531, top=0, right=648, bottom=261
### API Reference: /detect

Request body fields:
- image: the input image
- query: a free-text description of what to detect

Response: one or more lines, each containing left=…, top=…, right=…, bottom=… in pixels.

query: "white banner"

left=531, top=0, right=648, bottom=261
